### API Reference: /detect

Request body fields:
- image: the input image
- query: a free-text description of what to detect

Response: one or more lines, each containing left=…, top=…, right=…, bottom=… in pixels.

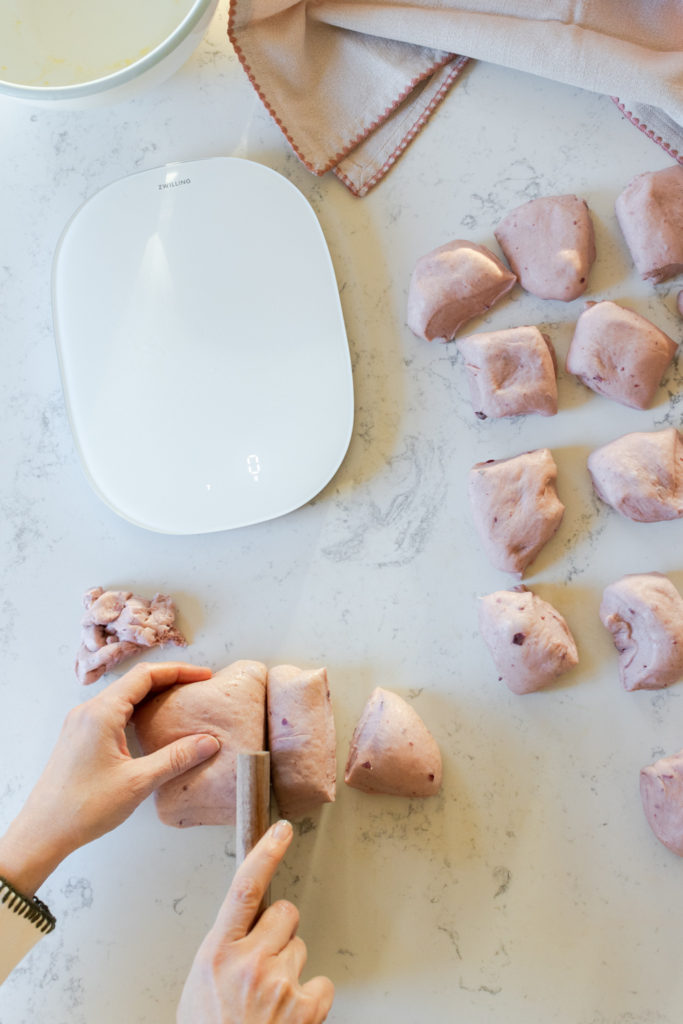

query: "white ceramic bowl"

left=0, top=0, right=218, bottom=108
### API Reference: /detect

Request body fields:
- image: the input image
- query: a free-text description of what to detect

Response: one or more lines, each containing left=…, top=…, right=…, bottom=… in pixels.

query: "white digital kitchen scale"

left=52, top=157, right=354, bottom=533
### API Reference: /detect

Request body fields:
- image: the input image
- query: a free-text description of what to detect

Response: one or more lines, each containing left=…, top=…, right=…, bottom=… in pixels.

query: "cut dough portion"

left=478, top=587, right=578, bottom=694
left=494, top=194, right=595, bottom=301
left=133, top=660, right=267, bottom=827
left=267, top=665, right=336, bottom=820
left=458, top=325, right=557, bottom=419
left=345, top=687, right=441, bottom=797
left=566, top=301, right=677, bottom=409
left=599, top=573, right=683, bottom=691
left=641, top=751, right=683, bottom=856
left=588, top=427, right=683, bottom=522
left=75, top=587, right=187, bottom=685
left=615, top=165, right=683, bottom=283
left=406, top=239, right=516, bottom=342
left=468, top=449, right=564, bottom=576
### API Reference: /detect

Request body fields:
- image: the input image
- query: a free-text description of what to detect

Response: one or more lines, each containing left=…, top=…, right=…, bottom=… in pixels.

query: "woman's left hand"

left=0, top=661, right=220, bottom=897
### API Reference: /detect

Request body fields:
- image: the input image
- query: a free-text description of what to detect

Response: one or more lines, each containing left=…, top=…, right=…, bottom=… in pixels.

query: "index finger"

left=212, top=820, right=294, bottom=944
left=104, top=660, right=213, bottom=707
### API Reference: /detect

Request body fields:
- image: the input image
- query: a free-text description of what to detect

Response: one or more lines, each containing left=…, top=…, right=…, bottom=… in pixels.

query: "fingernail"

left=195, top=735, right=220, bottom=757
left=272, top=819, right=292, bottom=840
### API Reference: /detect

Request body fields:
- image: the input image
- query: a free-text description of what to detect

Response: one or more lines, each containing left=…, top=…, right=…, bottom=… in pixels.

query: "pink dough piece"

left=458, top=325, right=558, bottom=419
left=133, top=660, right=267, bottom=827
left=478, top=587, right=578, bottom=694
left=267, top=665, right=336, bottom=820
left=344, top=687, right=442, bottom=798
left=588, top=427, right=683, bottom=522
left=468, top=449, right=565, bottom=576
left=566, top=301, right=677, bottom=409
left=406, top=239, right=516, bottom=342
left=75, top=587, right=187, bottom=685
left=494, top=194, right=595, bottom=301
left=677, top=290, right=683, bottom=317
left=615, top=166, right=683, bottom=283
left=599, top=573, right=683, bottom=691
left=641, top=751, right=683, bottom=856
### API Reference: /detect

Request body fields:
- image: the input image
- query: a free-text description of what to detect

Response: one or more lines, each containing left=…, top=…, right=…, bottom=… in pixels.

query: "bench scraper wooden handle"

left=236, top=751, right=271, bottom=867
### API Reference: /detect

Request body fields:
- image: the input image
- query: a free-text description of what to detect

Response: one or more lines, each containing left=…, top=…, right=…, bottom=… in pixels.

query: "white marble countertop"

left=1, top=5, right=681, bottom=1022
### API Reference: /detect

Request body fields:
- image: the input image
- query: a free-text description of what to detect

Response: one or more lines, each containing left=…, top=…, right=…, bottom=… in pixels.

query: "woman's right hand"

left=177, top=820, right=334, bottom=1024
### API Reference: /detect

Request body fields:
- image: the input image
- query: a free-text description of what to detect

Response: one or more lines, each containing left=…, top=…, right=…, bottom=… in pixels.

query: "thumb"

left=136, top=734, right=220, bottom=794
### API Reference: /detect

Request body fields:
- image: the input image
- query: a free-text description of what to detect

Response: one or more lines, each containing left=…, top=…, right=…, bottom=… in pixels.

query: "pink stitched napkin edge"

left=333, top=56, right=470, bottom=196
left=612, top=98, right=683, bottom=165
left=227, top=0, right=463, bottom=180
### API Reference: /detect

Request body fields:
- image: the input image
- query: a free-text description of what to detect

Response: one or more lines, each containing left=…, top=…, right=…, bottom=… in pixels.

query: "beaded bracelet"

left=0, top=877, right=56, bottom=934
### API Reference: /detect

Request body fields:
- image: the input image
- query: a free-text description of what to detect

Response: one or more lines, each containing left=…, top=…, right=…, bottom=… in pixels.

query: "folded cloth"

left=228, top=0, right=683, bottom=196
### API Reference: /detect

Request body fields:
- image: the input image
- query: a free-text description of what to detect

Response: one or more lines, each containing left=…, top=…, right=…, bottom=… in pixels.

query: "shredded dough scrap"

left=75, top=587, right=187, bottom=685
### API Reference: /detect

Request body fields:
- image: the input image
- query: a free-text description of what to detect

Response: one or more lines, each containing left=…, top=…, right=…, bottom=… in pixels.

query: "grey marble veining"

left=1, top=5, right=682, bottom=1022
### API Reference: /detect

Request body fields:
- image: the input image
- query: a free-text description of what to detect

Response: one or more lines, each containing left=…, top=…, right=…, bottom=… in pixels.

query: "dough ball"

left=458, top=325, right=558, bottom=419
left=566, top=300, right=677, bottom=409
left=468, top=448, right=565, bottom=576
left=345, top=687, right=441, bottom=798
left=133, top=660, right=267, bottom=827
left=600, top=572, right=683, bottom=691
left=267, top=664, right=336, bottom=820
left=494, top=194, right=595, bottom=301
left=478, top=587, right=578, bottom=694
left=406, top=239, right=516, bottom=342
left=615, top=165, right=683, bottom=283
left=588, top=427, right=683, bottom=522
left=641, top=751, right=683, bottom=856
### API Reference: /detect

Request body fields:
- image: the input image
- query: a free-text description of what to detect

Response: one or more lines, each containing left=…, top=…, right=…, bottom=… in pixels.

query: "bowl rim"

left=0, top=0, right=216, bottom=100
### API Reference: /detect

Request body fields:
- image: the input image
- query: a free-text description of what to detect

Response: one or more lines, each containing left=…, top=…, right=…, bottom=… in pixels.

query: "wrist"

left=0, top=815, right=70, bottom=898
left=0, top=876, right=56, bottom=936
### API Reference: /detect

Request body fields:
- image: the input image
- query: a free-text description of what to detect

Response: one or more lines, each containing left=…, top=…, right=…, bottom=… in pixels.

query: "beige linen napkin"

left=228, top=0, right=683, bottom=196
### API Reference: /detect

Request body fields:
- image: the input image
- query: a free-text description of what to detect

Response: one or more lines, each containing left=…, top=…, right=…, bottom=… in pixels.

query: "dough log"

left=133, top=660, right=267, bottom=827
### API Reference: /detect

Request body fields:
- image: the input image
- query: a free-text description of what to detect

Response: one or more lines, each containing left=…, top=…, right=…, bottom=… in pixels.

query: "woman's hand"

left=0, top=661, right=220, bottom=897
left=177, top=820, right=334, bottom=1024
